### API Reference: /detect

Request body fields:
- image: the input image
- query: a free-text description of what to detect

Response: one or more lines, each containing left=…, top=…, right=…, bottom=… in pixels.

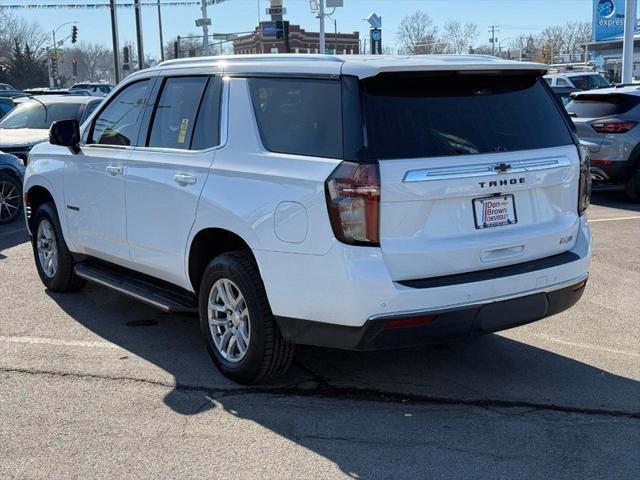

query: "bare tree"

left=539, top=25, right=565, bottom=62
left=396, top=11, right=441, bottom=54
left=442, top=20, right=479, bottom=54
left=562, top=21, right=592, bottom=56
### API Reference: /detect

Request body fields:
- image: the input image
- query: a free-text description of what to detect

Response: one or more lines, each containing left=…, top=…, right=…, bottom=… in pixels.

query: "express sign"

left=593, top=0, right=626, bottom=42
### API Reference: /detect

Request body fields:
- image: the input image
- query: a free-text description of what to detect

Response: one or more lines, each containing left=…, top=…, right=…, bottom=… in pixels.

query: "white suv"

left=24, top=55, right=592, bottom=384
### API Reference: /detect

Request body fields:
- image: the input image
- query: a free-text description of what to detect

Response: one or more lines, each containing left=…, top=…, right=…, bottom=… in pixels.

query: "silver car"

left=567, top=86, right=640, bottom=201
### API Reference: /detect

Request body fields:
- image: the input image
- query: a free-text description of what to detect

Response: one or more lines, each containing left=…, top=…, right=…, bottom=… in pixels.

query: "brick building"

left=233, top=22, right=360, bottom=55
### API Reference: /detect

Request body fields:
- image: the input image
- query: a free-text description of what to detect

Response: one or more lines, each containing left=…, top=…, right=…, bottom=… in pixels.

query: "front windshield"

left=570, top=74, right=610, bottom=90
left=0, top=100, right=82, bottom=130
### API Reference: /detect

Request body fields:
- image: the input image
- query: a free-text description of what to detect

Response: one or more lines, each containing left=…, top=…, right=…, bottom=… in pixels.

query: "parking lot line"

left=589, top=215, right=640, bottom=223
left=533, top=334, right=640, bottom=358
left=0, top=335, right=120, bottom=349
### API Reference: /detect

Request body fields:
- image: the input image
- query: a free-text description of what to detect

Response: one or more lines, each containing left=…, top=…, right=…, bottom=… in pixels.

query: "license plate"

left=472, top=194, right=517, bottom=229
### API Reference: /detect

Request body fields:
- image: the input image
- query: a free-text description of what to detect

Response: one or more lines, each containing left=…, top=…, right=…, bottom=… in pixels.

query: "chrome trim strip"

left=403, top=157, right=572, bottom=183
left=75, top=270, right=171, bottom=312
left=368, top=272, right=588, bottom=321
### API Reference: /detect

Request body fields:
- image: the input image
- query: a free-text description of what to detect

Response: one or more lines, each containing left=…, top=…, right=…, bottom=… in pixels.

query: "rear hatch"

left=360, top=72, right=581, bottom=281
left=567, top=92, right=640, bottom=152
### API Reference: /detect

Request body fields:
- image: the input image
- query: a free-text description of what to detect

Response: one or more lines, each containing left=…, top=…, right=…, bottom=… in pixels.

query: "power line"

left=0, top=1, right=223, bottom=9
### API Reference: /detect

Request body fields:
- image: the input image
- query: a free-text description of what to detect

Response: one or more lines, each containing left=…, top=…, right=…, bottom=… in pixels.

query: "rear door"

left=125, top=74, right=223, bottom=286
left=360, top=73, right=580, bottom=281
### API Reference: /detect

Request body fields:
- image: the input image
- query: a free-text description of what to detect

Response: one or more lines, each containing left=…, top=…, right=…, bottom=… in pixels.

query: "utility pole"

left=201, top=0, right=210, bottom=56
left=488, top=25, right=499, bottom=56
left=51, top=29, right=58, bottom=87
left=319, top=0, right=325, bottom=54
left=157, top=0, right=165, bottom=62
left=622, top=0, right=637, bottom=83
left=134, top=0, right=144, bottom=70
left=110, top=0, right=120, bottom=83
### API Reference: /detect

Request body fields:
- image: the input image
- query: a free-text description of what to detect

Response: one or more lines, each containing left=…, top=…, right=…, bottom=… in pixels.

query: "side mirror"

left=50, top=119, right=81, bottom=154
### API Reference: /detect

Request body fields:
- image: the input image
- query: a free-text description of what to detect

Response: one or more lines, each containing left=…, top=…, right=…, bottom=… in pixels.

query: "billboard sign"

left=593, top=0, right=625, bottom=41
left=263, top=22, right=277, bottom=37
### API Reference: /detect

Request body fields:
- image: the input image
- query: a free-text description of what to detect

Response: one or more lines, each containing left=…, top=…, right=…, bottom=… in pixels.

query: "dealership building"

left=588, top=0, right=640, bottom=81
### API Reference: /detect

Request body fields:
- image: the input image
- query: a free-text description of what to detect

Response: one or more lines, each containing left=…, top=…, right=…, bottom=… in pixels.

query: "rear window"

left=566, top=94, right=639, bottom=118
left=360, top=74, right=574, bottom=160
left=0, top=100, right=82, bottom=130
left=568, top=74, right=610, bottom=90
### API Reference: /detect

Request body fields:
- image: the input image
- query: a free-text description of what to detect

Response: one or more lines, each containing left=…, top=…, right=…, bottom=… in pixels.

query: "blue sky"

left=6, top=0, right=593, bottom=57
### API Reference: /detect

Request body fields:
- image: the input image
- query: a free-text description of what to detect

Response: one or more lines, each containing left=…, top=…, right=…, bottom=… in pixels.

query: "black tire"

left=624, top=167, right=640, bottom=202
left=199, top=251, right=295, bottom=384
left=0, top=172, right=22, bottom=225
left=31, top=202, right=85, bottom=292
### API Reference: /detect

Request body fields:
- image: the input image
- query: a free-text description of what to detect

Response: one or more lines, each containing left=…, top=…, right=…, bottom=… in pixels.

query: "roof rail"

left=157, top=54, right=344, bottom=68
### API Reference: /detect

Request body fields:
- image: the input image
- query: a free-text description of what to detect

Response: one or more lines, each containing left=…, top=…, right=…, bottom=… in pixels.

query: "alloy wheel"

left=0, top=180, right=20, bottom=222
left=36, top=219, right=58, bottom=278
left=207, top=278, right=251, bottom=363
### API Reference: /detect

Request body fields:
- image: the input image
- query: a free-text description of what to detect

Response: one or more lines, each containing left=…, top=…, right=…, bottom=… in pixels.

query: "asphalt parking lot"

left=1, top=191, right=638, bottom=480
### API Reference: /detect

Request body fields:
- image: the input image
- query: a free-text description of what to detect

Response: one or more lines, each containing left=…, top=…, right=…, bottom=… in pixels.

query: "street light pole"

left=319, top=0, right=325, bottom=54
left=134, top=0, right=145, bottom=69
left=157, top=0, right=165, bottom=62
left=201, top=0, right=210, bottom=56
left=109, top=0, right=120, bottom=83
left=51, top=21, right=78, bottom=87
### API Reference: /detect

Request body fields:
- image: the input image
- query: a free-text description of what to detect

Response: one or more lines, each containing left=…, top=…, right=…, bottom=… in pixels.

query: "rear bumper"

left=275, top=276, right=587, bottom=350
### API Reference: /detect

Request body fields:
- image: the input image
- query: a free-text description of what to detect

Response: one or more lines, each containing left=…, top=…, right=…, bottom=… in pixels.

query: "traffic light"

left=71, top=25, right=78, bottom=44
left=123, top=46, right=130, bottom=64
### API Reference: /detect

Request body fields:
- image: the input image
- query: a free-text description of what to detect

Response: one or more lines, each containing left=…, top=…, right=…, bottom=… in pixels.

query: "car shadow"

left=0, top=220, right=29, bottom=260
left=46, top=284, right=640, bottom=466
left=591, top=189, right=640, bottom=212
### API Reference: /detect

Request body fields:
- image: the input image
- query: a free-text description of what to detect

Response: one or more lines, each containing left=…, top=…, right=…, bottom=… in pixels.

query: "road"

left=1, top=192, right=639, bottom=479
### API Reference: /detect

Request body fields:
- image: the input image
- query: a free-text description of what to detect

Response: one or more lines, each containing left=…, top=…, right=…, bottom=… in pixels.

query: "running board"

left=74, top=262, right=198, bottom=314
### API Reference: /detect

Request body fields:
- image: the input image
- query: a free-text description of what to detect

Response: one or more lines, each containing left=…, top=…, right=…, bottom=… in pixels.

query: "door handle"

left=173, top=174, right=197, bottom=186
left=106, top=165, right=123, bottom=176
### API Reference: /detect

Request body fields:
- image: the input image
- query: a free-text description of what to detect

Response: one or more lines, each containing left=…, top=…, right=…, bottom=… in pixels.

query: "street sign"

left=370, top=28, right=382, bottom=55
left=263, top=22, right=277, bottom=36
left=195, top=18, right=212, bottom=27
left=326, top=0, right=344, bottom=7
left=364, top=12, right=382, bottom=29
left=266, top=7, right=286, bottom=15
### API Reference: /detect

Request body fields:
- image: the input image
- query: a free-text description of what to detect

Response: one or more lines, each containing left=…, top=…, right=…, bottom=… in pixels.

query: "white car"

left=23, top=55, right=592, bottom=384
left=543, top=72, right=611, bottom=90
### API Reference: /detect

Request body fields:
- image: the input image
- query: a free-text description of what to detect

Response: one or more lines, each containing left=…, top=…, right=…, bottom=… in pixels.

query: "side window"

left=556, top=78, right=569, bottom=86
left=90, top=79, right=150, bottom=146
left=544, top=77, right=552, bottom=85
left=248, top=77, right=342, bottom=159
left=147, top=76, right=208, bottom=150
left=191, top=77, right=222, bottom=150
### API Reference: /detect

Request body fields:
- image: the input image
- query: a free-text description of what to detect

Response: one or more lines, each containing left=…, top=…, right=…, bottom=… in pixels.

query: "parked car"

left=22, top=88, right=71, bottom=96
left=544, top=72, right=611, bottom=90
left=550, top=86, right=581, bottom=108
left=23, top=55, right=592, bottom=384
left=0, top=152, right=25, bottom=224
left=566, top=86, right=640, bottom=200
left=0, top=97, right=16, bottom=119
left=69, top=83, right=114, bottom=97
left=0, top=83, right=17, bottom=92
left=0, top=95, right=102, bottom=163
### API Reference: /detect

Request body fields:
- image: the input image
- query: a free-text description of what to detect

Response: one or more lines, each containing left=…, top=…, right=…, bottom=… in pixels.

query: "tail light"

left=325, top=162, right=380, bottom=246
left=578, top=144, right=591, bottom=215
left=592, top=119, right=638, bottom=134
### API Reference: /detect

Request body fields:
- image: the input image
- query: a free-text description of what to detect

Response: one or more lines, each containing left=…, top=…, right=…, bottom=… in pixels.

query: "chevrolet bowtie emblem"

left=494, top=162, right=512, bottom=173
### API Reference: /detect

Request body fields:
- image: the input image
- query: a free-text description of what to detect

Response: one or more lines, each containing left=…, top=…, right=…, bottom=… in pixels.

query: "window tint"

left=148, top=76, right=208, bottom=149
left=556, top=78, right=569, bottom=86
left=566, top=94, right=640, bottom=117
left=361, top=74, right=573, bottom=160
left=90, top=79, right=150, bottom=146
left=191, top=77, right=222, bottom=150
left=248, top=78, right=342, bottom=158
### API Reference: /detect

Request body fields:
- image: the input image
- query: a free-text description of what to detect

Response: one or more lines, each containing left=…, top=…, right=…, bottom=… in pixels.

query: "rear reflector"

left=384, top=315, right=437, bottom=329
left=591, top=159, right=614, bottom=166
